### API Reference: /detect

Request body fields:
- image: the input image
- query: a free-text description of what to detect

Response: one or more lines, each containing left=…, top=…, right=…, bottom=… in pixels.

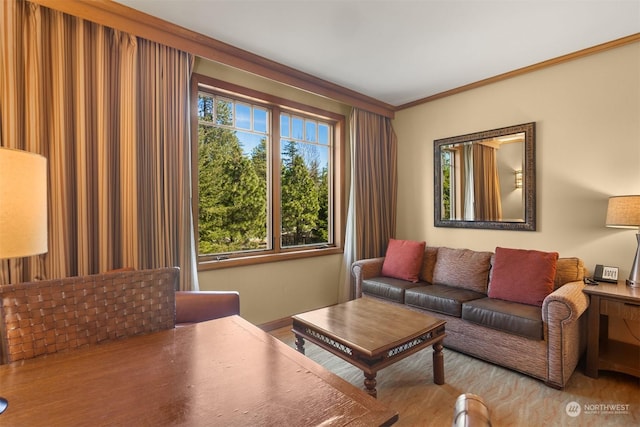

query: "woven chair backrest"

left=0, top=267, right=178, bottom=364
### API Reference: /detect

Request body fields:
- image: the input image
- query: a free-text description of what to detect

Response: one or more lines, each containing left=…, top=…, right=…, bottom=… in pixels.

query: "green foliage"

left=198, top=100, right=266, bottom=254
left=314, top=167, right=329, bottom=242
left=281, top=141, right=320, bottom=246
left=197, top=95, right=329, bottom=255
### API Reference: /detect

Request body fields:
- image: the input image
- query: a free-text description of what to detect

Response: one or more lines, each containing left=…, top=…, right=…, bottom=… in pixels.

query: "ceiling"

left=116, top=0, right=640, bottom=107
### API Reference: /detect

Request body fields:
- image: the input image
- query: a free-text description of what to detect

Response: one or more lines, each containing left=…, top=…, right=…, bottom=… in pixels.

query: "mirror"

left=434, top=122, right=536, bottom=231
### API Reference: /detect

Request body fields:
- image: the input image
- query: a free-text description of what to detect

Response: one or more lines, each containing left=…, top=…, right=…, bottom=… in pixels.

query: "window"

left=279, top=113, right=332, bottom=248
left=193, top=75, right=343, bottom=268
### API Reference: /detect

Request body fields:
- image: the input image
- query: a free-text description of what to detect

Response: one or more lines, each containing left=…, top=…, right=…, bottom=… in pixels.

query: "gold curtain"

left=0, top=0, right=198, bottom=290
left=472, top=143, right=502, bottom=221
left=339, top=108, right=398, bottom=301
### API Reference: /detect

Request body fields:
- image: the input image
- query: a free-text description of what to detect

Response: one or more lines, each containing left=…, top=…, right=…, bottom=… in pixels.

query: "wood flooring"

left=270, top=327, right=640, bottom=427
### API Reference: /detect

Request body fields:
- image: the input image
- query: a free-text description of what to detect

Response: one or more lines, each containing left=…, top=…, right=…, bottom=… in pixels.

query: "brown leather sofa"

left=352, top=246, right=589, bottom=389
left=175, top=290, right=240, bottom=325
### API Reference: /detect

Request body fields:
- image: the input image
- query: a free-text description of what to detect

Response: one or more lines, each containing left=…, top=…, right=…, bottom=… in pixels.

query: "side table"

left=583, top=281, right=640, bottom=378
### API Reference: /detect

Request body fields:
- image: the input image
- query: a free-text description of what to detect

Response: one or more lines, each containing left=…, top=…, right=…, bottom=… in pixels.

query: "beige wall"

left=199, top=254, right=344, bottom=325
left=393, top=41, right=640, bottom=280
left=194, top=59, right=350, bottom=325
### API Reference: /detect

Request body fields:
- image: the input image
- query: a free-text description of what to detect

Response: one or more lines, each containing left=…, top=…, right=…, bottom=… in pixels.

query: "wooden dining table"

left=0, top=315, right=398, bottom=426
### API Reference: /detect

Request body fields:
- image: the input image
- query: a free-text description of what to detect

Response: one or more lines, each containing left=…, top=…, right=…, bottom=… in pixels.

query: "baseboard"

left=258, top=316, right=292, bottom=332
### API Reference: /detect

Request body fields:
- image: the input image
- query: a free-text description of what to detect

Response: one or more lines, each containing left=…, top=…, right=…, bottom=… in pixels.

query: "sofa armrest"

left=542, top=280, right=589, bottom=324
left=175, top=291, right=240, bottom=326
left=351, top=257, right=385, bottom=298
left=542, top=280, right=589, bottom=387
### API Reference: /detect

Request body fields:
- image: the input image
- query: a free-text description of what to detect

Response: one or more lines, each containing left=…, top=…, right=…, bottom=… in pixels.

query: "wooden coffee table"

left=292, top=297, right=446, bottom=397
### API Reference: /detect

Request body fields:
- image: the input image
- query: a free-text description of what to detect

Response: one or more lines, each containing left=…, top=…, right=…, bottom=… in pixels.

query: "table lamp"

left=0, top=147, right=48, bottom=414
left=605, top=195, right=640, bottom=287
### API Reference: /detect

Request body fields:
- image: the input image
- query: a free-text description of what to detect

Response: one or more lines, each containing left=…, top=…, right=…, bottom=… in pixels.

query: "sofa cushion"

left=405, top=284, right=486, bottom=317
left=554, top=257, right=584, bottom=289
left=462, top=297, right=544, bottom=340
left=362, top=276, right=422, bottom=303
left=488, top=255, right=581, bottom=290
left=488, top=247, right=558, bottom=307
left=432, top=247, right=493, bottom=293
left=418, top=246, right=439, bottom=283
left=380, top=238, right=425, bottom=283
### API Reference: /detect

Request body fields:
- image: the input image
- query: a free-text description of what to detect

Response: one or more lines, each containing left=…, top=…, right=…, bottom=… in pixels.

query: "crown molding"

left=29, top=0, right=395, bottom=118
left=396, top=33, right=640, bottom=111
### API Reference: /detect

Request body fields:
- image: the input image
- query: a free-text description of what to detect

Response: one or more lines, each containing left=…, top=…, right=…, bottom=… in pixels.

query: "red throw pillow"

left=381, top=239, right=425, bottom=283
left=488, top=247, right=558, bottom=307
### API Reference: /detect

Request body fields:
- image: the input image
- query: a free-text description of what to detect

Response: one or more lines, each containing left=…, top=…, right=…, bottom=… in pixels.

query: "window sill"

left=197, top=246, right=343, bottom=271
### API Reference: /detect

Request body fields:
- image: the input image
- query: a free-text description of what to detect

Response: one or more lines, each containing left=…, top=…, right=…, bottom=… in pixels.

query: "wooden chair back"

left=0, top=267, right=178, bottom=364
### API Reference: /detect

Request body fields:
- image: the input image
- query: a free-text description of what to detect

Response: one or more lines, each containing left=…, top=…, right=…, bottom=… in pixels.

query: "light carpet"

left=271, top=327, right=639, bottom=426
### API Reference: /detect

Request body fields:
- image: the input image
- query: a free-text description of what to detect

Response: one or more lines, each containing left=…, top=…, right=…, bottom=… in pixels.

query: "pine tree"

left=281, top=141, right=320, bottom=246
left=198, top=97, right=267, bottom=254
left=315, top=167, right=329, bottom=242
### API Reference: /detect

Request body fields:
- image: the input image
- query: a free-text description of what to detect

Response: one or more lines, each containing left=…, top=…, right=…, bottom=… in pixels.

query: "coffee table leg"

left=364, top=372, right=377, bottom=398
left=295, top=334, right=306, bottom=355
left=433, top=342, right=444, bottom=385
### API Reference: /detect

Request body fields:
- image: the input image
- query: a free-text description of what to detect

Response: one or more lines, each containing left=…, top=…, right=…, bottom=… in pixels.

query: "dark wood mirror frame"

left=434, top=122, right=536, bottom=231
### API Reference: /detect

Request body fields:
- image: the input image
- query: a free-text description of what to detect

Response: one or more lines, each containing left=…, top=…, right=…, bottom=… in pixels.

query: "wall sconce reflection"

left=514, top=169, right=523, bottom=189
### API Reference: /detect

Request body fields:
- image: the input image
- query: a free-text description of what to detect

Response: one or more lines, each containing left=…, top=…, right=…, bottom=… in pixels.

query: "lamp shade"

left=605, top=195, right=640, bottom=229
left=0, top=147, right=48, bottom=259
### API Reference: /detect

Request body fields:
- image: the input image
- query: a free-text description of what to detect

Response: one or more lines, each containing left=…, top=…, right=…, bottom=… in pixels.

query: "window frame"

left=191, top=74, right=345, bottom=270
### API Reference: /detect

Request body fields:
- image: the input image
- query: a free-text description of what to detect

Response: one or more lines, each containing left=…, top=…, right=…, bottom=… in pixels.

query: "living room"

left=6, top=0, right=636, bottom=328
left=193, top=12, right=640, bottom=333
left=1, top=0, right=639, bottom=425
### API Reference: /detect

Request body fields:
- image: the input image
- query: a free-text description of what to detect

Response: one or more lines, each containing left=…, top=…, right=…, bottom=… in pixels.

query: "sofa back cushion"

left=432, top=247, right=493, bottom=293
left=554, top=257, right=585, bottom=289
left=488, top=247, right=558, bottom=307
left=380, top=238, right=425, bottom=283
left=489, top=255, right=584, bottom=289
left=419, top=246, right=439, bottom=283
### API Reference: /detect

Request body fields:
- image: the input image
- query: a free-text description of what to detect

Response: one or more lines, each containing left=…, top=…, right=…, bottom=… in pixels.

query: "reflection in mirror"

left=441, top=133, right=524, bottom=221
left=434, top=123, right=536, bottom=231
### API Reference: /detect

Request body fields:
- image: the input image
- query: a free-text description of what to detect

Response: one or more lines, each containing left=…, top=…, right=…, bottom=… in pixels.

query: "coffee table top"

left=292, top=297, right=445, bottom=357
